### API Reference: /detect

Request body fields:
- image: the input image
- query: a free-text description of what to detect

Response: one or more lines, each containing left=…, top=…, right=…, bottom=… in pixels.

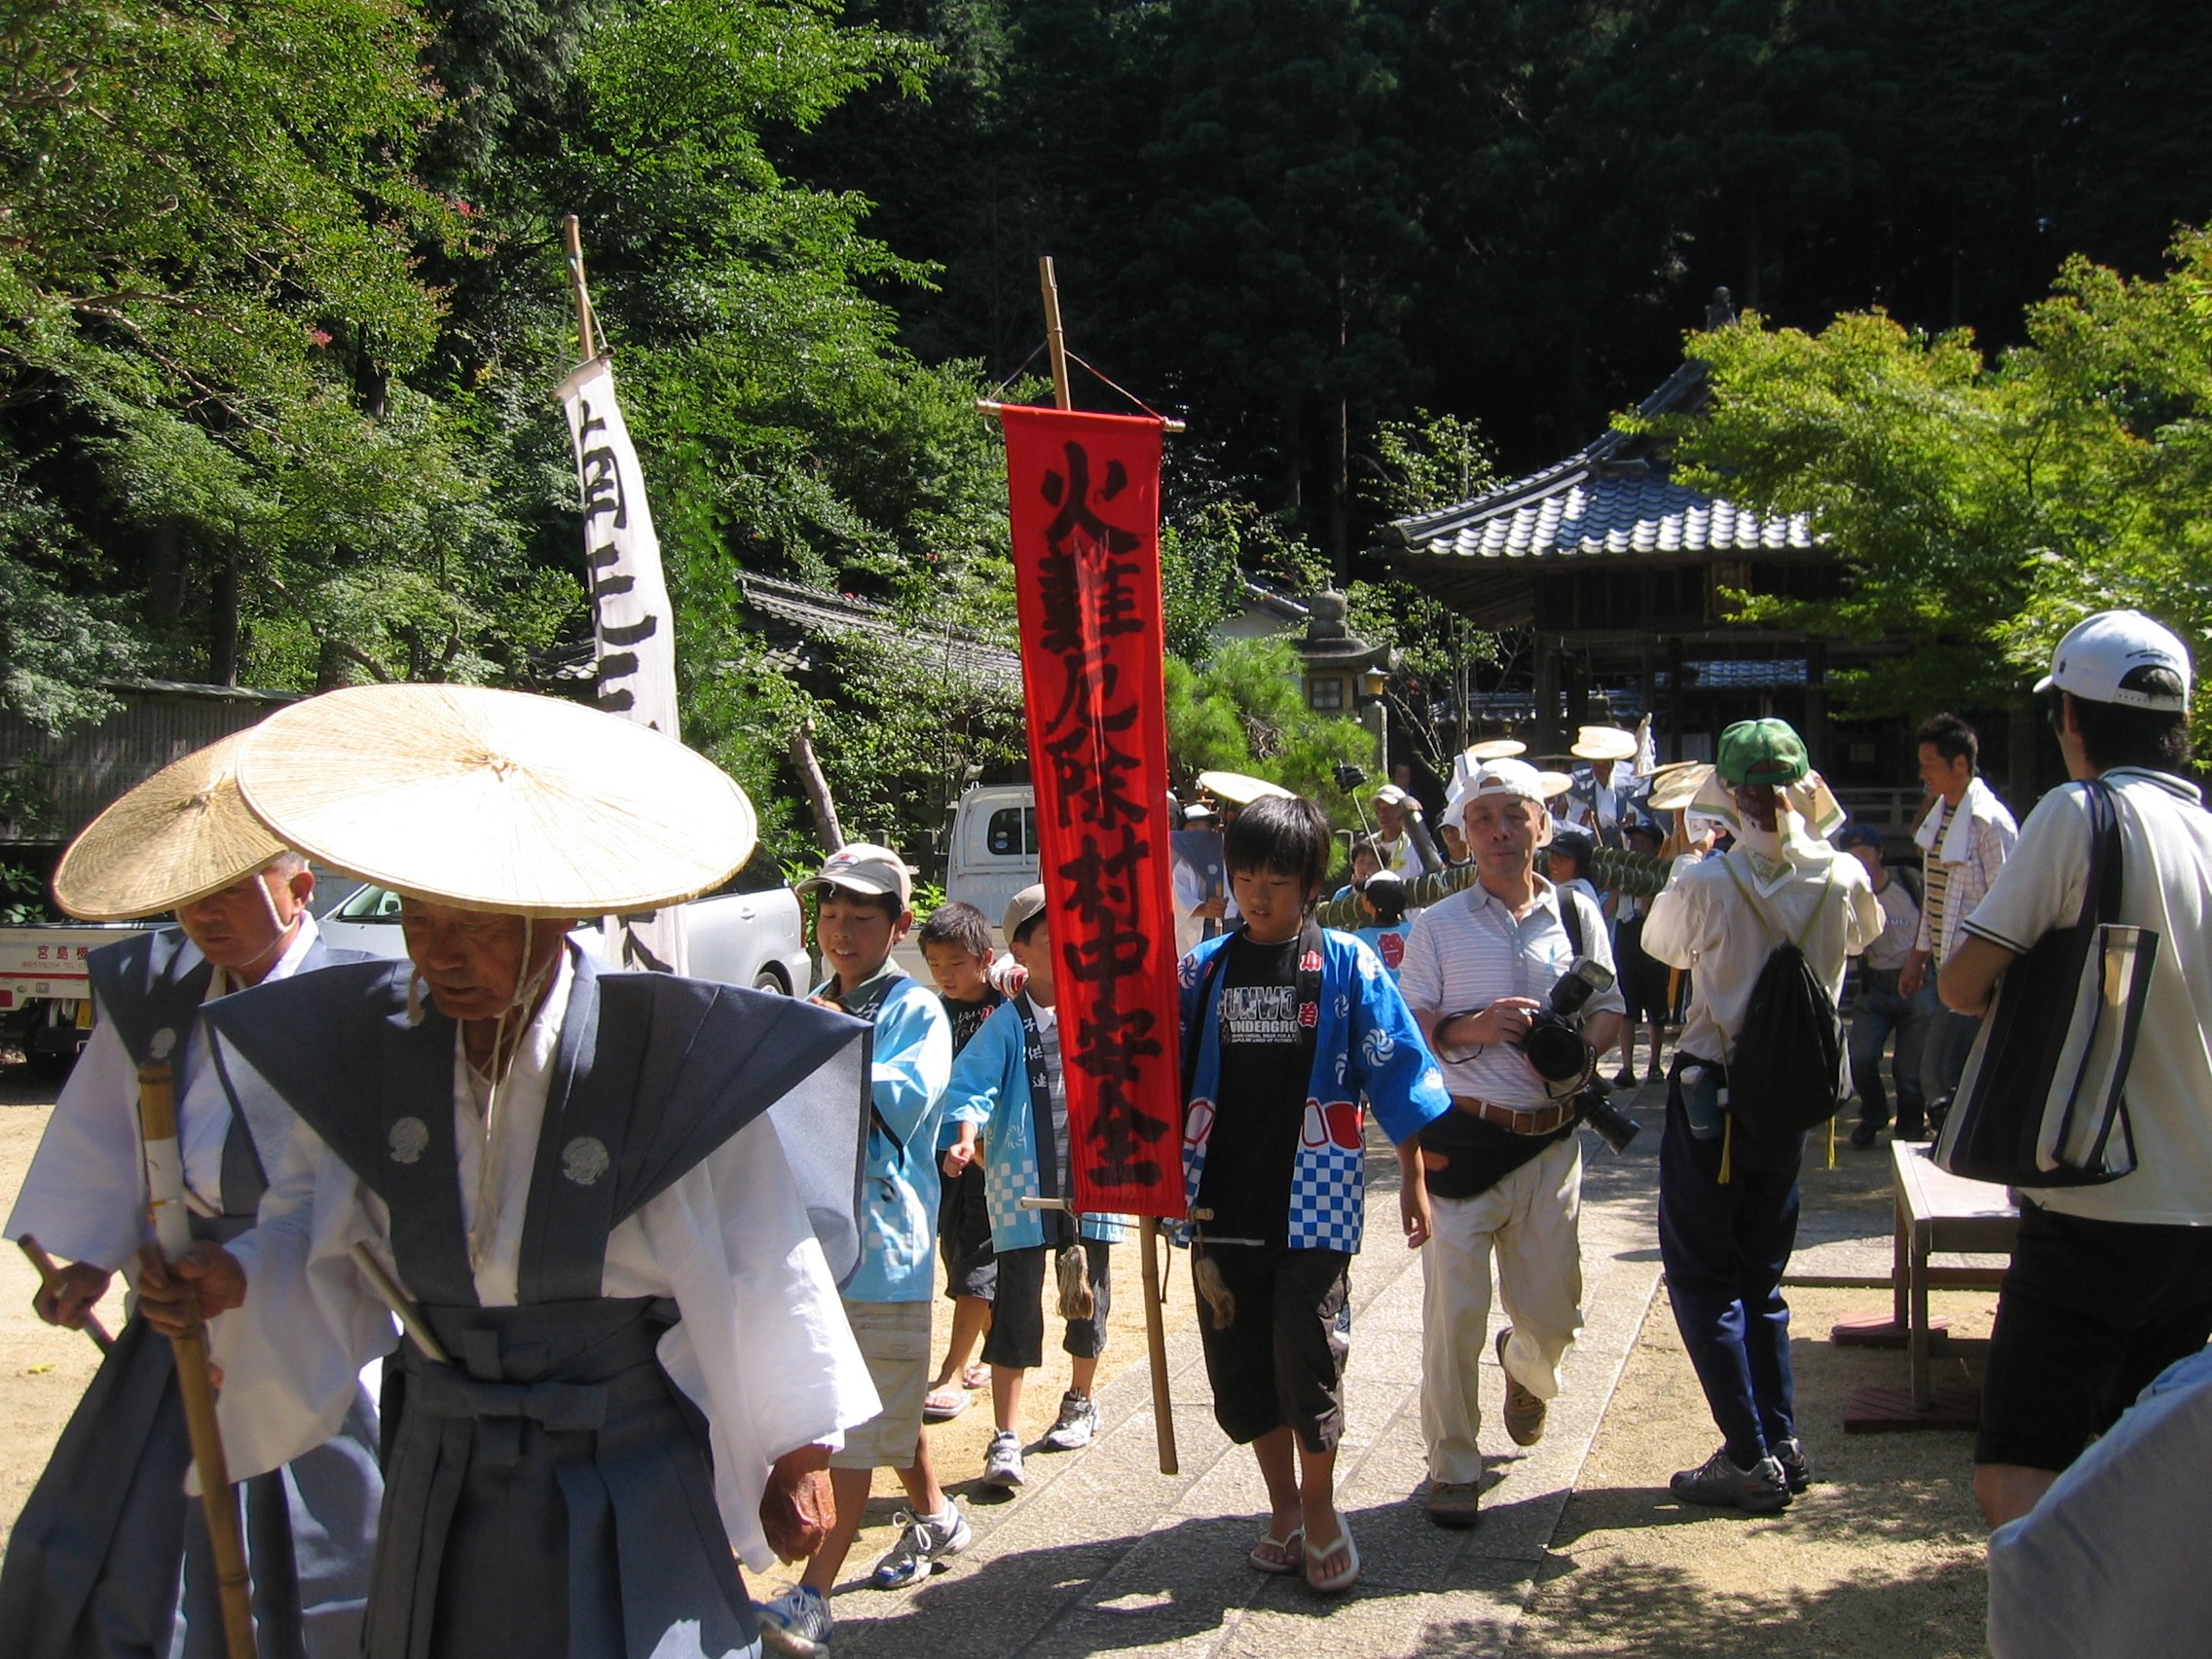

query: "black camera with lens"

left=1516, top=956, right=1641, bottom=1154
left=1516, top=955, right=1614, bottom=1097
left=1575, top=1085, right=1641, bottom=1154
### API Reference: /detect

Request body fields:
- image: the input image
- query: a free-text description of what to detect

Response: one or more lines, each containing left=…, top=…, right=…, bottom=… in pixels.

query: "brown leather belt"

left=1449, top=1095, right=1578, bottom=1136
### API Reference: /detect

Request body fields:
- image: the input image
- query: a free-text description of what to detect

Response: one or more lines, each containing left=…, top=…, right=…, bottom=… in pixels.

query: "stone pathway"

left=829, top=1088, right=1681, bottom=1658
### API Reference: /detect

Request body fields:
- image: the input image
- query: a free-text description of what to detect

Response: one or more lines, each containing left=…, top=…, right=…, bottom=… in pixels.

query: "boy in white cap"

left=756, top=843, right=960, bottom=1653
left=1936, top=610, right=2212, bottom=1530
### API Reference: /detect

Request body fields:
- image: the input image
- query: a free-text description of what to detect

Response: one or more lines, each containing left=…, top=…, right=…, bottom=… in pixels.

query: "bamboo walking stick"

left=138, top=1030, right=256, bottom=1659
left=18, top=1234, right=114, bottom=1353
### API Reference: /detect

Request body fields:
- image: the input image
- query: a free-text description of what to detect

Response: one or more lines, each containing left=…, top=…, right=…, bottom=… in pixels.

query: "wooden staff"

left=137, top=1031, right=255, bottom=1659
left=18, top=1234, right=114, bottom=1353
left=1021, top=1193, right=1179, bottom=1474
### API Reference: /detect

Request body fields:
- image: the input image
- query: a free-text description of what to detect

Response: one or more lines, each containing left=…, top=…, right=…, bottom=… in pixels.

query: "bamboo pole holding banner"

left=137, top=1031, right=255, bottom=1659
left=1028, top=255, right=1181, bottom=1477
left=563, top=213, right=599, bottom=363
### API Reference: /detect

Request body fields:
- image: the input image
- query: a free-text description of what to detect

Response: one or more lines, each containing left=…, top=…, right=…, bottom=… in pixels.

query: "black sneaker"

left=1894, top=1113, right=1927, bottom=1142
left=1771, top=1437, right=1812, bottom=1494
left=1612, top=1065, right=1639, bottom=1089
left=1670, top=1446, right=1790, bottom=1514
left=1849, top=1121, right=1879, bottom=1151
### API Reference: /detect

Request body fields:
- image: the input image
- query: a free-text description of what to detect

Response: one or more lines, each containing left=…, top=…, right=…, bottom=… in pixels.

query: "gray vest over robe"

left=198, top=950, right=872, bottom=1659
left=0, top=926, right=384, bottom=1659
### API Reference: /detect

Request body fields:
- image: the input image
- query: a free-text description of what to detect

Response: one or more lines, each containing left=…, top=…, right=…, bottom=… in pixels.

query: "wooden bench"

left=1832, top=1140, right=2019, bottom=1430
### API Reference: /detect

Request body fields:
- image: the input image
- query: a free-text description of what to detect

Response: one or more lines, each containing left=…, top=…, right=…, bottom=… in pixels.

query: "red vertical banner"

left=998, top=404, right=1185, bottom=1220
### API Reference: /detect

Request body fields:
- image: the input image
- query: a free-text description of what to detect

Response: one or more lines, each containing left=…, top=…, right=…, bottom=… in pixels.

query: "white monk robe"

left=2, top=915, right=383, bottom=1659
left=10, top=917, right=325, bottom=1267
left=210, top=946, right=880, bottom=1574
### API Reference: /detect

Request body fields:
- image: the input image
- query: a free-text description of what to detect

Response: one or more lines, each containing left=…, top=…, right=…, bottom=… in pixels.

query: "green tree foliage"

left=0, top=0, right=577, bottom=704
left=1165, top=637, right=1374, bottom=818
left=1659, top=227, right=2212, bottom=732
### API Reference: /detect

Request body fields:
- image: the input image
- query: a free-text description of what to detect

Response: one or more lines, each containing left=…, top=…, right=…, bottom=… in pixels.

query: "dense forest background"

left=5, top=0, right=2211, bottom=859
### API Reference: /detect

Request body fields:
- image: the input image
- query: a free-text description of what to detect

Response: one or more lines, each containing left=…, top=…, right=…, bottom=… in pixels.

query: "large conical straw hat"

left=1464, top=738, right=1527, bottom=761
left=1644, top=761, right=1714, bottom=812
left=1571, top=724, right=1640, bottom=762
left=234, top=683, right=756, bottom=919
left=52, top=730, right=289, bottom=920
left=1195, top=770, right=1295, bottom=807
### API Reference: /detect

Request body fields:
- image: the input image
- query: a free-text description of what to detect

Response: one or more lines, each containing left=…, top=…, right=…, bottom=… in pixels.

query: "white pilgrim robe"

left=7, top=917, right=325, bottom=1270
left=210, top=949, right=880, bottom=1571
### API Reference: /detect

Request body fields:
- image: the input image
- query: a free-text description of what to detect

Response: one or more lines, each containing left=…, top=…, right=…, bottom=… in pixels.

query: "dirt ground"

left=1509, top=1283, right=1992, bottom=1659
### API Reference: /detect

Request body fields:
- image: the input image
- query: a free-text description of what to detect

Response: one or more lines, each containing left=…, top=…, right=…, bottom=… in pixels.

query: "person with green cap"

left=1642, top=719, right=1882, bottom=1513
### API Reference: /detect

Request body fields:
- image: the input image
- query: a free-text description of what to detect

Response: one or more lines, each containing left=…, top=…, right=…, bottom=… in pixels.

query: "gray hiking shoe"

left=869, top=1503, right=972, bottom=1588
left=1041, top=1390, right=1100, bottom=1451
left=981, top=1428, right=1025, bottom=1488
left=756, top=1584, right=832, bottom=1657
left=1772, top=1437, right=1812, bottom=1494
left=1670, top=1446, right=1791, bottom=1514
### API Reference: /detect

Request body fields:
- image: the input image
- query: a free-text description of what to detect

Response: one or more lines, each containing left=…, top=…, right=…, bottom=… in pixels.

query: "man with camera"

left=1642, top=719, right=1881, bottom=1513
left=1398, top=757, right=1626, bottom=1530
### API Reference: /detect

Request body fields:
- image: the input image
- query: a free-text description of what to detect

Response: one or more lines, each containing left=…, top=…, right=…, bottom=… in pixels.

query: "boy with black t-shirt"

left=1178, top=796, right=1449, bottom=1595
left=917, top=903, right=1006, bottom=1421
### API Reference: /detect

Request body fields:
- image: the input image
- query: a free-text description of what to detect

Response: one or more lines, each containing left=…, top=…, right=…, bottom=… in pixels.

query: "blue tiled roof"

left=1388, top=360, right=1817, bottom=565
left=1392, top=453, right=1815, bottom=564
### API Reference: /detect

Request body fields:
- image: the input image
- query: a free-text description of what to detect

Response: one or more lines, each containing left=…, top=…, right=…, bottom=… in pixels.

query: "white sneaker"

left=869, top=1502, right=972, bottom=1588
left=756, top=1584, right=832, bottom=1657
left=980, top=1428, right=1025, bottom=1488
left=1041, top=1390, right=1099, bottom=1451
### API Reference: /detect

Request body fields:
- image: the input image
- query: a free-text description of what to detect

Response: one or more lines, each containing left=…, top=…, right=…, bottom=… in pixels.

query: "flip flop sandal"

left=1303, top=1519, right=1360, bottom=1595
left=1248, top=1529, right=1304, bottom=1575
left=921, top=1385, right=971, bottom=1421
left=960, top=1364, right=990, bottom=1389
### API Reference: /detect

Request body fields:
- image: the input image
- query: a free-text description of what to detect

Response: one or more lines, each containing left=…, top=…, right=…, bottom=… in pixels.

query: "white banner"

left=558, top=352, right=688, bottom=976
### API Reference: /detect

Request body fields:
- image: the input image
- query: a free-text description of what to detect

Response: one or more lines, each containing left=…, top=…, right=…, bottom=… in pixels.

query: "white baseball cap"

left=1372, top=783, right=1411, bottom=807
left=1456, top=758, right=1550, bottom=808
left=795, top=841, right=913, bottom=907
left=1001, top=883, right=1049, bottom=942
left=2036, top=610, right=2192, bottom=711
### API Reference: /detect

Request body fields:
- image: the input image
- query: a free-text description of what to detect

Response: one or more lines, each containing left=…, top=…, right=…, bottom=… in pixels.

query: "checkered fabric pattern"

left=985, top=1152, right=1040, bottom=1240
left=1286, top=1136, right=1365, bottom=1252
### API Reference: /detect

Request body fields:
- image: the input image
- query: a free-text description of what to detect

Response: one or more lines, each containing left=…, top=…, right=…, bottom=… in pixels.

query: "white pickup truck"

left=2, top=852, right=814, bottom=1072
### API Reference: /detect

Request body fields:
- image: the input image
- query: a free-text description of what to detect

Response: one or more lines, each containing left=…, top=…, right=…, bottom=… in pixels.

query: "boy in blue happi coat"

left=758, top=845, right=958, bottom=1657
left=942, top=886, right=1130, bottom=1491
left=1179, top=794, right=1450, bottom=1595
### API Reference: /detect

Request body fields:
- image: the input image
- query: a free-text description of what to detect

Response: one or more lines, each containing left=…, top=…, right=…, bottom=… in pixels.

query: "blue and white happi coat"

left=943, top=995, right=1131, bottom=1252
left=1178, top=928, right=1450, bottom=1253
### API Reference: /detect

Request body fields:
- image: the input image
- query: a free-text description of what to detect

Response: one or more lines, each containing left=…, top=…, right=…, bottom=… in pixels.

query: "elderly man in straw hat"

left=1565, top=724, right=1645, bottom=848
left=132, top=684, right=882, bottom=1659
left=1, top=732, right=384, bottom=1659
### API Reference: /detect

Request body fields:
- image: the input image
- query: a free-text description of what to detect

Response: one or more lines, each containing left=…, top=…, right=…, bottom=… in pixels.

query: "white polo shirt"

left=1399, top=874, right=1623, bottom=1109
left=1963, top=767, right=2212, bottom=1225
left=1643, top=839, right=1882, bottom=1068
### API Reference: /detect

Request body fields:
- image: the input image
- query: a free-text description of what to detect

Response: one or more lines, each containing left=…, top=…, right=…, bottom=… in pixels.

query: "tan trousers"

left=1418, top=1133, right=1586, bottom=1485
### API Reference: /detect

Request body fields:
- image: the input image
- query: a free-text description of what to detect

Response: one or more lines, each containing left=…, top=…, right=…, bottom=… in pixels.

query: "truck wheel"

left=27, top=1048, right=77, bottom=1081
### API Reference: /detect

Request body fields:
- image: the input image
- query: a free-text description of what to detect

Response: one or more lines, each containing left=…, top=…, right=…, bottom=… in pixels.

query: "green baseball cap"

left=1715, top=719, right=1811, bottom=787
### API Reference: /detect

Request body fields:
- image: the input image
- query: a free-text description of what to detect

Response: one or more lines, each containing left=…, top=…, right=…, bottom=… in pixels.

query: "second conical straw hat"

left=52, top=729, right=289, bottom=921
left=1195, top=770, right=1296, bottom=807
left=234, top=683, right=756, bottom=919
